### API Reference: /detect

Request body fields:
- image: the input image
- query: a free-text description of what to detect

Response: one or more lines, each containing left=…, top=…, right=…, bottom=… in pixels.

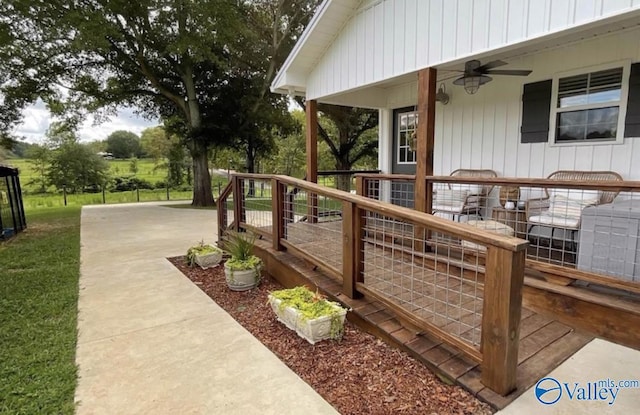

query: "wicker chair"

left=526, top=170, right=623, bottom=247
left=432, top=169, right=498, bottom=221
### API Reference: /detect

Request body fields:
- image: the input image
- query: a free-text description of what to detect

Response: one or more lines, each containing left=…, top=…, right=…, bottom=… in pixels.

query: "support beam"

left=306, top=99, right=318, bottom=223
left=415, top=68, right=436, bottom=214
left=306, top=99, right=318, bottom=184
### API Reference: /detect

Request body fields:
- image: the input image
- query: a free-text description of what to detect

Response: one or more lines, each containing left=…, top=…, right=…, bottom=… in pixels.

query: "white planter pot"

left=224, top=264, right=260, bottom=291
left=268, top=295, right=347, bottom=345
left=194, top=252, right=222, bottom=269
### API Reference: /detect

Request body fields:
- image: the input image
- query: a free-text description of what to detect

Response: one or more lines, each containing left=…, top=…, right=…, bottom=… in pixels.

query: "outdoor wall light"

left=435, top=83, right=450, bottom=104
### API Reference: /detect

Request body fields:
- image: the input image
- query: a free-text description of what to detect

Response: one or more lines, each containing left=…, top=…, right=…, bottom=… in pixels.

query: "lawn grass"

left=0, top=207, right=81, bottom=414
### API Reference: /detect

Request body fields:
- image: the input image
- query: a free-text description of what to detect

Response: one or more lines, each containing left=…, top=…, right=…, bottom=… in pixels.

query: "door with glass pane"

left=391, top=107, right=418, bottom=207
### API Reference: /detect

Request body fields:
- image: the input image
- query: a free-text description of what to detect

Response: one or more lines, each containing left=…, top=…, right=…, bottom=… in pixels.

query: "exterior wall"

left=306, top=0, right=640, bottom=100
left=381, top=27, right=640, bottom=180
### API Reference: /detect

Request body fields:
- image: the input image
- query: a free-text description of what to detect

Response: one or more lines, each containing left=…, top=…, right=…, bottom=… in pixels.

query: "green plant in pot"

left=186, top=241, right=223, bottom=269
left=223, top=231, right=263, bottom=291
left=268, top=286, right=348, bottom=344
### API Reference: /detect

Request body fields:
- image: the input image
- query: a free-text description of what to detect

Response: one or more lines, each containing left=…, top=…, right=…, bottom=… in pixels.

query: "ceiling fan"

left=452, top=60, right=532, bottom=94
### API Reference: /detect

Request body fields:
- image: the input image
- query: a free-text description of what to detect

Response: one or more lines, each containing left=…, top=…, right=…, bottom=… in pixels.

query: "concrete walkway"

left=75, top=202, right=338, bottom=415
left=497, top=338, right=640, bottom=414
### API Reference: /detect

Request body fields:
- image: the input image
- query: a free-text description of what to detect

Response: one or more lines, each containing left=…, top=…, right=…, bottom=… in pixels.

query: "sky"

left=14, top=99, right=159, bottom=144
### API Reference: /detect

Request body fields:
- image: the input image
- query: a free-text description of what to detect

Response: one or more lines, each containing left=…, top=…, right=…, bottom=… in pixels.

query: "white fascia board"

left=270, top=71, right=307, bottom=95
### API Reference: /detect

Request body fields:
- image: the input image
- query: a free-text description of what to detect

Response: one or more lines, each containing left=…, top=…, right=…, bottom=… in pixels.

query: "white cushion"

left=528, top=214, right=581, bottom=229
left=462, top=220, right=514, bottom=250
left=433, top=189, right=469, bottom=213
left=549, top=189, right=601, bottom=203
left=529, top=192, right=599, bottom=230
left=451, top=183, right=484, bottom=195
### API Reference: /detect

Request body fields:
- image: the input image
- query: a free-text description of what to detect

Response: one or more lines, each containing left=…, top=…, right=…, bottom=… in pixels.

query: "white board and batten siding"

left=381, top=27, right=640, bottom=180
left=306, top=0, right=640, bottom=101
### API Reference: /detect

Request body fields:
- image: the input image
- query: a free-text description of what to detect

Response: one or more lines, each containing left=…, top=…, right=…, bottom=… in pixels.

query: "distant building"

left=97, top=151, right=115, bottom=160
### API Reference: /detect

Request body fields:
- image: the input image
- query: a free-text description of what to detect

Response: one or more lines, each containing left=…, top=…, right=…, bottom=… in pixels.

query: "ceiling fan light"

left=454, top=75, right=493, bottom=95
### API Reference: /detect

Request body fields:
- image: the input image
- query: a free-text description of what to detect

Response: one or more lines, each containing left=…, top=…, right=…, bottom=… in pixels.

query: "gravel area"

left=168, top=257, right=493, bottom=415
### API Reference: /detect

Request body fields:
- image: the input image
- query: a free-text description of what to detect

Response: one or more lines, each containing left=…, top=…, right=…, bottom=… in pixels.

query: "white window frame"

left=396, top=110, right=418, bottom=164
left=549, top=60, right=631, bottom=146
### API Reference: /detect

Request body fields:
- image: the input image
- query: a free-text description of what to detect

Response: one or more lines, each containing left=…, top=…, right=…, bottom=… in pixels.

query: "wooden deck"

left=253, top=220, right=593, bottom=410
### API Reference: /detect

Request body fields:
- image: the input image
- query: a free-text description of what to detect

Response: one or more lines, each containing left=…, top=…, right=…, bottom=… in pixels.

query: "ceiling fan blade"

left=477, top=60, right=507, bottom=72
left=485, top=69, right=532, bottom=76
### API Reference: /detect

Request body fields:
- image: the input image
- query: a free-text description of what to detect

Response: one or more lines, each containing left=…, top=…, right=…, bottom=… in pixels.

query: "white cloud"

left=13, top=101, right=160, bottom=143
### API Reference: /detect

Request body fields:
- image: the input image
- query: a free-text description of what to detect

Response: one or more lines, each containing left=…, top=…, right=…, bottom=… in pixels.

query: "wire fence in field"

left=21, top=184, right=228, bottom=210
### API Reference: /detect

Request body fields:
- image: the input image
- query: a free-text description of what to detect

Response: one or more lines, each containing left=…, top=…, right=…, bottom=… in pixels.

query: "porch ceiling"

left=317, top=9, right=640, bottom=108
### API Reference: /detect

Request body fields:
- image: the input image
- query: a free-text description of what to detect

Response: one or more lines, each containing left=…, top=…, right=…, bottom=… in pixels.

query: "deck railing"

left=356, top=173, right=640, bottom=296
left=317, top=169, right=380, bottom=192
left=219, top=173, right=528, bottom=395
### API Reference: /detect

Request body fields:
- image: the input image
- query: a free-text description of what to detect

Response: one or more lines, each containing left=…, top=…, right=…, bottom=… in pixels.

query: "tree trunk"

left=191, top=150, right=214, bottom=206
left=335, top=160, right=352, bottom=192
left=246, top=152, right=256, bottom=198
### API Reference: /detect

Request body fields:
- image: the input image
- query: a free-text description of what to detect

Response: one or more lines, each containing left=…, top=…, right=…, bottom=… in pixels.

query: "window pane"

left=557, top=110, right=587, bottom=127
left=558, top=74, right=588, bottom=93
left=557, top=125, right=585, bottom=141
left=586, top=106, right=619, bottom=124
left=399, top=148, right=406, bottom=162
left=407, top=114, right=416, bottom=129
left=587, top=87, right=621, bottom=104
left=586, top=123, right=616, bottom=140
left=399, top=115, right=407, bottom=129
left=559, top=91, right=587, bottom=107
left=399, top=132, right=407, bottom=146
left=589, top=68, right=623, bottom=88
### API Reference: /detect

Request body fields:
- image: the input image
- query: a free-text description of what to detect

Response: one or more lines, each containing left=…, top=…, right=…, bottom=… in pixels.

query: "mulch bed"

left=168, top=256, right=493, bottom=415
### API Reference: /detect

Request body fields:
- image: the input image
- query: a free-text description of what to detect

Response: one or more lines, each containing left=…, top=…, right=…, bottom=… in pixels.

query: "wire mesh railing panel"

left=426, top=176, right=640, bottom=289
left=222, top=192, right=234, bottom=229
left=239, top=178, right=273, bottom=235
left=361, top=177, right=415, bottom=208
left=545, top=189, right=640, bottom=281
left=362, top=211, right=484, bottom=349
left=282, top=186, right=343, bottom=274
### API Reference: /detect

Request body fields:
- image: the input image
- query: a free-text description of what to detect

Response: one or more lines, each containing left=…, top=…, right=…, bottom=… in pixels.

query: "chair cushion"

left=433, top=189, right=469, bottom=213
left=528, top=214, right=581, bottom=229
left=549, top=189, right=601, bottom=204
left=451, top=183, right=484, bottom=195
left=529, top=193, right=598, bottom=229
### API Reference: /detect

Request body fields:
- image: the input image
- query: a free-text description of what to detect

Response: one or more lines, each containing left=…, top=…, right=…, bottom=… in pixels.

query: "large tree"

left=0, top=0, right=249, bottom=206
left=106, top=130, right=141, bottom=159
left=43, top=124, right=109, bottom=193
left=227, top=0, right=320, bottom=176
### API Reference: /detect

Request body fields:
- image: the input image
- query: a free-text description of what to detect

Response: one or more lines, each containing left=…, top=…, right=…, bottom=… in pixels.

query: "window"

left=550, top=63, right=630, bottom=144
left=397, top=110, right=418, bottom=164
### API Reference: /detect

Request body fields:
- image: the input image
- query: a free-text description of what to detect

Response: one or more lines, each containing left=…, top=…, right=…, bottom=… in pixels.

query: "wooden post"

left=414, top=67, right=437, bottom=249
left=415, top=67, right=437, bottom=214
left=306, top=99, right=318, bottom=223
left=232, top=176, right=243, bottom=232
left=272, top=178, right=284, bottom=251
left=342, top=201, right=364, bottom=299
left=481, top=246, right=526, bottom=395
left=355, top=176, right=366, bottom=197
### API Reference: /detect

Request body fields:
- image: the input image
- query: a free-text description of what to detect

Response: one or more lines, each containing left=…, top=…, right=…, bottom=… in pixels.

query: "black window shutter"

left=624, top=63, right=640, bottom=138
left=520, top=80, right=552, bottom=143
